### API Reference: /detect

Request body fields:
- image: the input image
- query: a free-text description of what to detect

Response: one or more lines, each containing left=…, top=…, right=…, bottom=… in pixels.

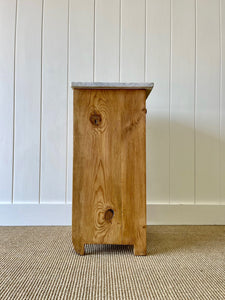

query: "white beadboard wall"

left=0, top=0, right=225, bottom=225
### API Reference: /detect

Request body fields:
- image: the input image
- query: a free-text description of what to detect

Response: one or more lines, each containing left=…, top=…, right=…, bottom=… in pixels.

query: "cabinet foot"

left=133, top=244, right=147, bottom=256
left=73, top=240, right=85, bottom=255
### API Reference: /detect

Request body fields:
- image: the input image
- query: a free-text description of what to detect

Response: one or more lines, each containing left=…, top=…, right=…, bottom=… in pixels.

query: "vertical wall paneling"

left=196, top=0, right=220, bottom=203
left=69, top=0, right=94, bottom=82
left=0, top=0, right=17, bottom=203
left=146, top=0, right=171, bottom=203
left=95, top=0, right=120, bottom=81
left=120, top=0, right=145, bottom=82
left=67, top=0, right=94, bottom=203
left=41, top=0, right=68, bottom=203
left=170, top=0, right=195, bottom=204
left=221, top=0, right=225, bottom=204
left=1, top=0, right=225, bottom=218
left=14, top=0, right=43, bottom=203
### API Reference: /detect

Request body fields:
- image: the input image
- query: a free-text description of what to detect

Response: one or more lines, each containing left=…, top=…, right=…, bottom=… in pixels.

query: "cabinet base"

left=72, top=240, right=85, bottom=256
left=72, top=241, right=147, bottom=256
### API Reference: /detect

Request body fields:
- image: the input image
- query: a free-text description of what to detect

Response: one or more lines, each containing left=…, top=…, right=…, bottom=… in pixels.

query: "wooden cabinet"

left=71, top=83, right=153, bottom=255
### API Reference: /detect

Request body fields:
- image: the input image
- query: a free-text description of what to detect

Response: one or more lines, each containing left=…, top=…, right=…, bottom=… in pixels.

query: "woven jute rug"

left=1, top=226, right=225, bottom=300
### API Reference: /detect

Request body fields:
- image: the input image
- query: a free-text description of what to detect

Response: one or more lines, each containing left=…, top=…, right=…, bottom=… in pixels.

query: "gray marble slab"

left=71, top=82, right=154, bottom=97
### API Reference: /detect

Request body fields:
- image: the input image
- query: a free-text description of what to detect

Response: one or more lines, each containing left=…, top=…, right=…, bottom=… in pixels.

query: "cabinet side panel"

left=121, top=90, right=146, bottom=253
left=72, top=90, right=122, bottom=247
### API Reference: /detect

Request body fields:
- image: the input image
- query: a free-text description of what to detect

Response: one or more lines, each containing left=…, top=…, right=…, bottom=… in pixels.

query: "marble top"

left=71, top=82, right=154, bottom=97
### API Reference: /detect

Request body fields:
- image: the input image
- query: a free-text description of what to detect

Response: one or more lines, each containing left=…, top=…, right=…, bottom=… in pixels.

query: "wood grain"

left=121, top=90, right=147, bottom=255
left=72, top=89, right=148, bottom=255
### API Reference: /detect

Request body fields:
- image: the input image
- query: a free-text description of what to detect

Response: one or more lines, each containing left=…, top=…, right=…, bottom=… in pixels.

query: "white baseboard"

left=0, top=204, right=72, bottom=226
left=147, top=204, right=225, bottom=225
left=0, top=204, right=225, bottom=226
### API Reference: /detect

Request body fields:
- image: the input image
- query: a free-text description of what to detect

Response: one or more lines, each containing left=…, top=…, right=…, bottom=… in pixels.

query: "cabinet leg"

left=133, top=244, right=147, bottom=256
left=73, top=240, right=85, bottom=255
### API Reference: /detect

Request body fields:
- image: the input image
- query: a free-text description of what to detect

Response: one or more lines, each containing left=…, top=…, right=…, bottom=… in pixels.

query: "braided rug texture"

left=1, top=226, right=225, bottom=300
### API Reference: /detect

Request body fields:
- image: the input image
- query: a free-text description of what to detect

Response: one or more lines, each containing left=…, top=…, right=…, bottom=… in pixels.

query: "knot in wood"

left=104, top=209, right=114, bottom=222
left=142, top=108, right=147, bottom=114
left=90, top=111, right=102, bottom=126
